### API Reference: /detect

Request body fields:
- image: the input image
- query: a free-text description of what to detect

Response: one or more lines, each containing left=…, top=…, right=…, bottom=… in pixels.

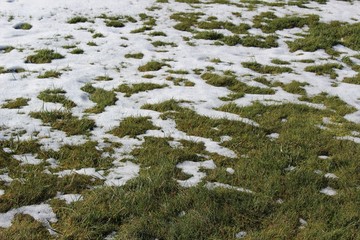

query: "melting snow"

left=176, top=160, right=216, bottom=187
left=0, top=203, right=57, bottom=228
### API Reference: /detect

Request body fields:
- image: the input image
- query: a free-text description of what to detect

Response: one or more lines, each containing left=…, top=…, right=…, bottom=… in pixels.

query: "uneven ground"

left=0, top=0, right=360, bottom=239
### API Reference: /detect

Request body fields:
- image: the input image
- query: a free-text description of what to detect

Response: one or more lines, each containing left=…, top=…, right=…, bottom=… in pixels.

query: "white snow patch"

left=324, top=173, right=338, bottom=179
left=13, top=154, right=42, bottom=165
left=56, top=193, right=83, bottom=204
left=205, top=182, right=253, bottom=194
left=226, top=167, right=235, bottom=174
left=176, top=160, right=216, bottom=187
left=104, top=161, right=140, bottom=186
left=337, top=136, right=360, bottom=144
left=0, top=204, right=57, bottom=228
left=320, top=187, right=337, bottom=196
left=0, top=173, right=13, bottom=183
left=267, top=133, right=279, bottom=140
left=235, top=231, right=247, bottom=238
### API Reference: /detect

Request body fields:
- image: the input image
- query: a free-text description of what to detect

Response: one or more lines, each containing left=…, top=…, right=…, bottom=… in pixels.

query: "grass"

left=92, top=33, right=105, bottom=38
left=280, top=81, right=309, bottom=95
left=110, top=116, right=159, bottom=138
left=94, top=75, right=113, bottom=81
left=2, top=2, right=360, bottom=239
left=70, top=48, right=84, bottom=54
left=43, top=141, right=113, bottom=169
left=29, top=110, right=95, bottom=136
left=87, top=41, right=97, bottom=46
left=124, top=52, right=144, bottom=59
left=0, top=214, right=52, bottom=239
left=105, top=20, right=125, bottom=28
left=253, top=12, right=319, bottom=33
left=271, top=58, right=290, bottom=65
left=343, top=73, right=360, bottom=85
left=242, top=61, right=293, bottom=74
left=67, top=16, right=88, bottom=24
left=304, top=63, right=343, bottom=79
left=37, top=70, right=62, bottom=78
left=1, top=98, right=29, bottom=109
left=151, top=41, right=178, bottom=47
left=287, top=21, right=360, bottom=54
left=200, top=72, right=275, bottom=101
left=81, top=84, right=117, bottom=113
left=194, top=31, right=224, bottom=40
left=25, top=49, right=64, bottom=64
left=14, top=22, right=32, bottom=30
left=116, top=83, right=167, bottom=97
left=166, top=76, right=195, bottom=86
left=0, top=46, right=15, bottom=53
left=138, top=61, right=169, bottom=72
left=37, top=88, right=76, bottom=109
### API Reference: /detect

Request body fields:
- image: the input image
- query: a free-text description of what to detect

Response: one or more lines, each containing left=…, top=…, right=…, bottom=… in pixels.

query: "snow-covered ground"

left=1, top=0, right=360, bottom=234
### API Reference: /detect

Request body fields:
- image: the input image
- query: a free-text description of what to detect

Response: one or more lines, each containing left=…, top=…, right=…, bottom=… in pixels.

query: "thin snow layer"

left=176, top=160, right=216, bottom=187
left=56, top=161, right=140, bottom=187
left=0, top=203, right=57, bottom=228
left=56, top=193, right=83, bottom=204
left=104, top=161, right=140, bottom=186
left=205, top=182, right=253, bottom=194
left=13, top=154, right=42, bottom=165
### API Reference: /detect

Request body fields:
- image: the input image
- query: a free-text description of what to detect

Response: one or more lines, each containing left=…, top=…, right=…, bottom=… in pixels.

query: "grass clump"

left=92, top=33, right=105, bottom=38
left=253, top=12, right=319, bottom=33
left=241, top=35, right=278, bottom=48
left=37, top=88, right=76, bottom=109
left=304, top=63, right=343, bottom=79
left=110, top=116, right=159, bottom=138
left=149, top=31, right=167, bottom=36
left=29, top=110, right=95, bottom=136
left=0, top=46, right=15, bottom=53
left=138, top=61, right=169, bottom=72
left=87, top=41, right=97, bottom=46
left=271, top=58, right=290, bottom=65
left=116, top=83, right=167, bottom=97
left=70, top=48, right=84, bottom=54
left=288, top=21, right=360, bottom=54
left=67, top=16, right=88, bottom=24
left=2, top=98, right=29, bottom=109
left=25, top=49, right=64, bottom=64
left=343, top=73, right=360, bottom=85
left=0, top=214, right=52, bottom=239
left=194, top=31, right=224, bottom=40
left=124, top=52, right=144, bottom=59
left=0, top=171, right=57, bottom=212
left=201, top=72, right=275, bottom=101
left=151, top=41, right=178, bottom=47
left=167, top=69, right=189, bottom=74
left=166, top=76, right=195, bottom=86
left=299, top=92, right=356, bottom=116
left=95, top=75, right=113, bottom=81
left=62, top=44, right=76, bottom=49
left=280, top=81, right=309, bottom=95
left=37, top=70, right=62, bottom=78
left=43, top=141, right=113, bottom=169
left=14, top=22, right=32, bottom=30
left=242, top=61, right=293, bottom=74
left=170, top=12, right=204, bottom=32
left=81, top=84, right=117, bottom=113
left=105, top=20, right=125, bottom=28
